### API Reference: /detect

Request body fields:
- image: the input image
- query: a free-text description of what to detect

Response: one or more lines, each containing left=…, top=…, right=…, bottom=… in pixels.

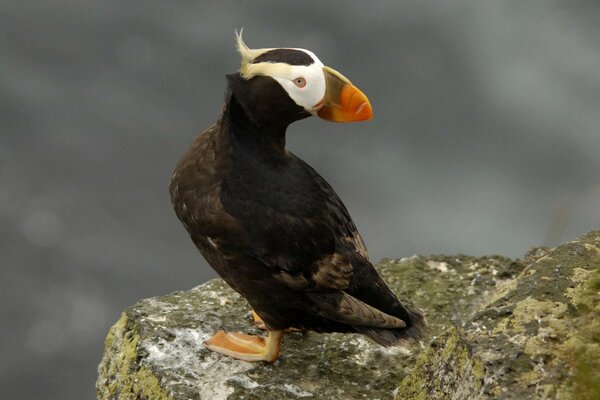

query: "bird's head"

left=230, top=32, right=373, bottom=125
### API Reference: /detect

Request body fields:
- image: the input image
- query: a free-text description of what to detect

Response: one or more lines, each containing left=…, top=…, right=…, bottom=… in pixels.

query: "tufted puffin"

left=170, top=33, right=425, bottom=362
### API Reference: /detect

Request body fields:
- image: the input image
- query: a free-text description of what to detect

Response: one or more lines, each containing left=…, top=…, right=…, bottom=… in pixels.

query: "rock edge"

left=97, top=231, right=600, bottom=399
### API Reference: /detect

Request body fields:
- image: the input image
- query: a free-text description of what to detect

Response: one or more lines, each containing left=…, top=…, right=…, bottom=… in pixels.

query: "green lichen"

left=96, top=313, right=171, bottom=400
left=572, top=347, right=600, bottom=400
left=394, top=231, right=600, bottom=399
left=562, top=265, right=600, bottom=399
left=492, top=297, right=568, bottom=338
left=395, top=327, right=484, bottom=400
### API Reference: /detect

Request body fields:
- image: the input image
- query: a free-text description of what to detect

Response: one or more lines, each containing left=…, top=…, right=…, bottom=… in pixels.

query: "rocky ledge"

left=97, top=231, right=600, bottom=400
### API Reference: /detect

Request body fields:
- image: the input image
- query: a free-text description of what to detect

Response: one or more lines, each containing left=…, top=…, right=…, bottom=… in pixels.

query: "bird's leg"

left=250, top=309, right=305, bottom=333
left=251, top=310, right=267, bottom=329
left=204, top=329, right=283, bottom=362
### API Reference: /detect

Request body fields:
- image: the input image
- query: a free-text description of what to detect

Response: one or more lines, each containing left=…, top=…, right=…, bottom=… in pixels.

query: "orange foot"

left=204, top=329, right=283, bottom=363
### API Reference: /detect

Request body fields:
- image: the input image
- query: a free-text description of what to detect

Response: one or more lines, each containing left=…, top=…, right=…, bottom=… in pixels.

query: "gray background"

left=2, top=1, right=599, bottom=398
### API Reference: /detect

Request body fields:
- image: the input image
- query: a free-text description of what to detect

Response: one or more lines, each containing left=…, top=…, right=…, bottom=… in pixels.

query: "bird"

left=169, top=32, right=425, bottom=363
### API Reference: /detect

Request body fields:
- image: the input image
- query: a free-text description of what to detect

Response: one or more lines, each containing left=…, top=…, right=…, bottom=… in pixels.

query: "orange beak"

left=317, top=66, right=373, bottom=122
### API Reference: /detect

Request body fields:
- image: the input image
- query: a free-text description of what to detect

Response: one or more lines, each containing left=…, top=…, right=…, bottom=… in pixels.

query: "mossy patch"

left=395, top=327, right=484, bottom=400
left=96, top=313, right=171, bottom=400
left=561, top=265, right=600, bottom=399
left=394, top=230, right=600, bottom=399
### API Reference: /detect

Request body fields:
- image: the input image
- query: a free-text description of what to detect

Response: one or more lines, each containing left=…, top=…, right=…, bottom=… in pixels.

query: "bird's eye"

left=293, top=77, right=307, bottom=88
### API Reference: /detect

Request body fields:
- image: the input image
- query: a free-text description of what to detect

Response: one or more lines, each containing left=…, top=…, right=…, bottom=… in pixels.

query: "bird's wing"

left=217, top=150, right=371, bottom=292
left=246, top=156, right=370, bottom=292
left=311, top=166, right=370, bottom=261
left=211, top=150, right=414, bottom=330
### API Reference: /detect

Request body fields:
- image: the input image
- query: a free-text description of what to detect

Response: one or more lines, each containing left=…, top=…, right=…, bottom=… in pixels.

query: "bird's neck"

left=225, top=92, right=288, bottom=157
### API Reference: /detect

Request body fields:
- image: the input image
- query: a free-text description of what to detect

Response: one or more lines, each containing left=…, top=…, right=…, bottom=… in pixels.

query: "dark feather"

left=306, top=291, right=406, bottom=329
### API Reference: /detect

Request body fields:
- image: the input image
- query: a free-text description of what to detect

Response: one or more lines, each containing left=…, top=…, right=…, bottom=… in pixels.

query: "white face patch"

left=244, top=49, right=326, bottom=113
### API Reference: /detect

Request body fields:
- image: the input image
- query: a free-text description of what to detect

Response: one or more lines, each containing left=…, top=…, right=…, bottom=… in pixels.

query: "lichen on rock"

left=97, top=313, right=170, bottom=400
left=96, top=231, right=600, bottom=400
left=396, top=231, right=600, bottom=399
left=394, top=326, right=484, bottom=400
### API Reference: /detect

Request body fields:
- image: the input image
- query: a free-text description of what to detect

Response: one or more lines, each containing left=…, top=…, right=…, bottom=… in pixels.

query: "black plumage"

left=170, top=62, right=424, bottom=352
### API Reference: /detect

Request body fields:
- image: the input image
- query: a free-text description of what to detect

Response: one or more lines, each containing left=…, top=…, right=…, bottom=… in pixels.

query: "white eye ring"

left=293, top=77, right=307, bottom=88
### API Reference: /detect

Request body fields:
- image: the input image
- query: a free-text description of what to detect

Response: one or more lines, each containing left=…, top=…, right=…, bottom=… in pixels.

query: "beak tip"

left=356, top=102, right=373, bottom=121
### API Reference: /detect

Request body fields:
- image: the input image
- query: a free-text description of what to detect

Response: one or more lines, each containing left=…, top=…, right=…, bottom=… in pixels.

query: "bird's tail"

left=353, top=305, right=426, bottom=347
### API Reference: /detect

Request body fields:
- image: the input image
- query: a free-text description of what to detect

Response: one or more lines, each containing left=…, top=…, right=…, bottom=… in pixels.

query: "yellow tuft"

left=235, top=29, right=251, bottom=76
left=234, top=29, right=278, bottom=78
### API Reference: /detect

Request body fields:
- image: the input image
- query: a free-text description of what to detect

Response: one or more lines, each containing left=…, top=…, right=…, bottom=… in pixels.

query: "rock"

left=396, top=231, right=600, bottom=400
left=96, top=231, right=600, bottom=400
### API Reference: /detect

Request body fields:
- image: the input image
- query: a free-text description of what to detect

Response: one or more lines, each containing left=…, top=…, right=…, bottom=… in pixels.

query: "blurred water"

left=1, top=1, right=599, bottom=398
